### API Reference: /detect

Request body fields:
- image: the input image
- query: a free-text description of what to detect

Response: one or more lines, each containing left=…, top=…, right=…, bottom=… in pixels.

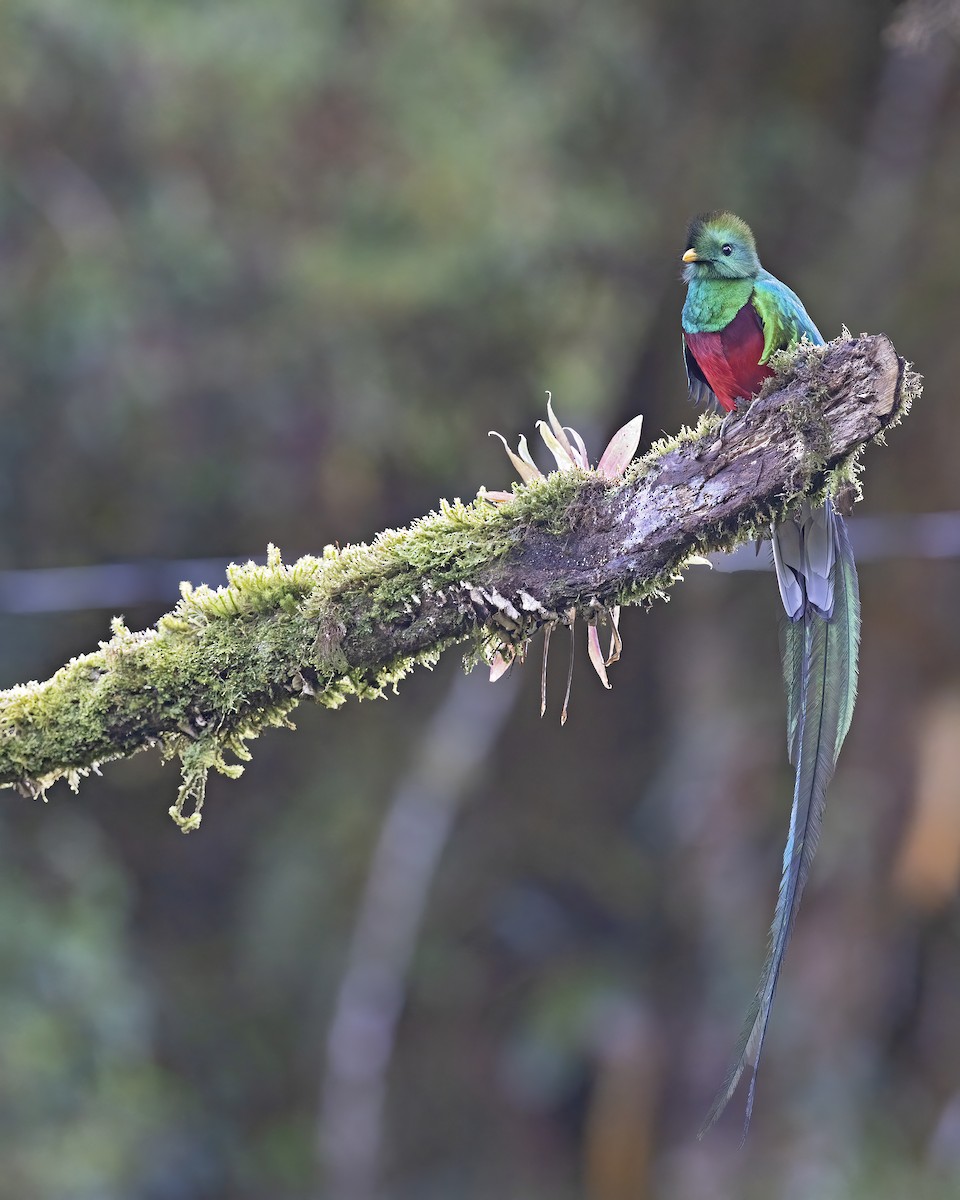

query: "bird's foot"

left=696, top=411, right=734, bottom=466
left=694, top=399, right=750, bottom=467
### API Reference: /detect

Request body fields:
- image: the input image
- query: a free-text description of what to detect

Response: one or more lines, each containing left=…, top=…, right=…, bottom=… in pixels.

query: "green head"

left=682, top=211, right=761, bottom=282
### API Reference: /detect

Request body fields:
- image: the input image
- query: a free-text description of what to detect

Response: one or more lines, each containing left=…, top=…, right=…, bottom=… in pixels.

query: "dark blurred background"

left=1, top=0, right=959, bottom=1197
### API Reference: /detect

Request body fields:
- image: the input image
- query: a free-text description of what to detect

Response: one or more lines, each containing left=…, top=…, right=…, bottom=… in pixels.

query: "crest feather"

left=684, top=210, right=757, bottom=252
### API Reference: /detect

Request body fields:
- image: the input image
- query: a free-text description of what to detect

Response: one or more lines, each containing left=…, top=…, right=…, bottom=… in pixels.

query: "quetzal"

left=680, top=211, right=860, bottom=1134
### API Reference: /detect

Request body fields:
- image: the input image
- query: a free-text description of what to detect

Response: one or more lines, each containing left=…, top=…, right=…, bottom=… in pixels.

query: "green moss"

left=0, top=467, right=607, bottom=828
left=641, top=412, right=717, bottom=464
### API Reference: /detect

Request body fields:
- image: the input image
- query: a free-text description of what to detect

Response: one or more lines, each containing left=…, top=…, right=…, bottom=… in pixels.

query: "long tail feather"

left=701, top=507, right=860, bottom=1138
left=780, top=619, right=805, bottom=767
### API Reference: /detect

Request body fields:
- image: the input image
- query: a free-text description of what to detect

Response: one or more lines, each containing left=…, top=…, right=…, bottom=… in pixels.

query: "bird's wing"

left=682, top=335, right=719, bottom=409
left=751, top=270, right=824, bottom=362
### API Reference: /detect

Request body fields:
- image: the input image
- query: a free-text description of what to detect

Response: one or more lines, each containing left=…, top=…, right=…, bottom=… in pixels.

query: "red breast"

left=684, top=301, right=773, bottom=413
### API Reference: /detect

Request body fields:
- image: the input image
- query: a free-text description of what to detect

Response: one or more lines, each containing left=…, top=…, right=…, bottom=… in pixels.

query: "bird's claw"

left=695, top=411, right=734, bottom=466
left=694, top=398, right=751, bottom=466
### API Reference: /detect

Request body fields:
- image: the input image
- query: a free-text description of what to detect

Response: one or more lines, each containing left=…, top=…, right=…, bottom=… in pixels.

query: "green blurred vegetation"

left=1, top=0, right=960, bottom=1197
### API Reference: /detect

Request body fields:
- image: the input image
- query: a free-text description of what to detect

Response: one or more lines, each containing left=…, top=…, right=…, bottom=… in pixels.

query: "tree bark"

left=0, top=333, right=914, bottom=828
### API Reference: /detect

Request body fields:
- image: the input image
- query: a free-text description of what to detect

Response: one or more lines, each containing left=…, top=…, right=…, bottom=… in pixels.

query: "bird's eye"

left=721, top=243, right=733, bottom=256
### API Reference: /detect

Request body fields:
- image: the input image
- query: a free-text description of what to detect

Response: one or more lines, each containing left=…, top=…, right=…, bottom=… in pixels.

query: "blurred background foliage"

left=1, top=0, right=959, bottom=1196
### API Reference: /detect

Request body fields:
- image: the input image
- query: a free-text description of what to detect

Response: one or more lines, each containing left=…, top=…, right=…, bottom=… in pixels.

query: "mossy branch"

left=0, top=333, right=914, bottom=829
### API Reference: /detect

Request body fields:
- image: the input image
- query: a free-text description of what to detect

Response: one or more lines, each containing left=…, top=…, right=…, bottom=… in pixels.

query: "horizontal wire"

left=708, top=512, right=960, bottom=573
left=0, top=512, right=956, bottom=614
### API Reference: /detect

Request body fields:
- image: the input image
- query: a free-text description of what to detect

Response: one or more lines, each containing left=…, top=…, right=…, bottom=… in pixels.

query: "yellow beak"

left=682, top=248, right=699, bottom=263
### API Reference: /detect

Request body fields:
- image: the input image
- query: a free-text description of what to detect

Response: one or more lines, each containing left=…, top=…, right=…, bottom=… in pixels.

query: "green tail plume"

left=700, top=510, right=860, bottom=1138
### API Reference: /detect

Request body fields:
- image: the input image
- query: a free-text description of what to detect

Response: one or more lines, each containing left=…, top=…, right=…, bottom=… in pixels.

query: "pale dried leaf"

left=587, top=623, right=611, bottom=688
left=563, top=427, right=591, bottom=469
left=477, top=487, right=515, bottom=504
left=561, top=611, right=576, bottom=726
left=537, top=420, right=578, bottom=471
left=489, top=651, right=512, bottom=682
left=488, top=431, right=542, bottom=484
left=607, top=605, right=622, bottom=665
left=541, top=623, right=553, bottom=717
left=545, top=392, right=581, bottom=465
left=596, top=414, right=643, bottom=480
left=516, top=434, right=539, bottom=472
